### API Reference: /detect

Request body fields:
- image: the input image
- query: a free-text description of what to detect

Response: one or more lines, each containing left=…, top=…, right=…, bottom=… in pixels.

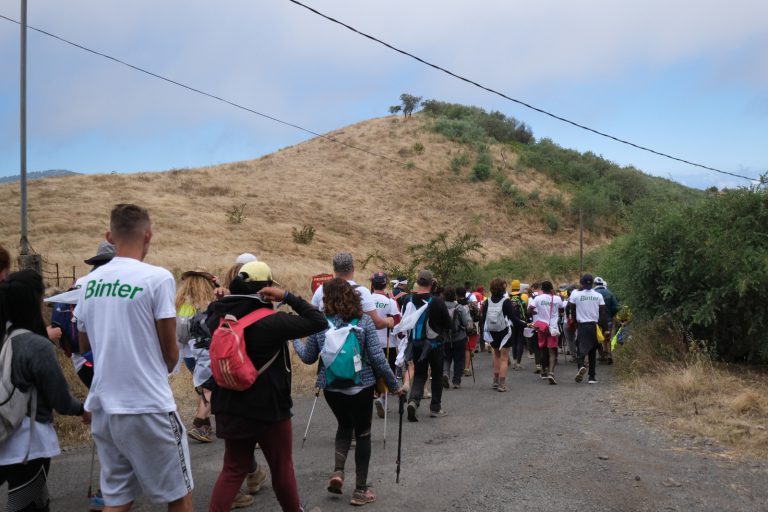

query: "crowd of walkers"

left=0, top=203, right=624, bottom=512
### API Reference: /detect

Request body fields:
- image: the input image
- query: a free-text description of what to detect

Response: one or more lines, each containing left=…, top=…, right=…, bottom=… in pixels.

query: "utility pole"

left=18, top=0, right=40, bottom=273
left=578, top=208, right=584, bottom=277
left=19, top=0, right=28, bottom=257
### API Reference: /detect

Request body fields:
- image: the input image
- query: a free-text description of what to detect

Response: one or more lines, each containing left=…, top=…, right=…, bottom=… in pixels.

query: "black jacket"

left=207, top=292, right=325, bottom=432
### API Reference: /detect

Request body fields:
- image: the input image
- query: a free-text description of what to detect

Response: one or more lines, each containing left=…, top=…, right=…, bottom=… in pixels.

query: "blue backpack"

left=408, top=297, right=434, bottom=343
left=324, top=318, right=363, bottom=389
left=50, top=302, right=93, bottom=363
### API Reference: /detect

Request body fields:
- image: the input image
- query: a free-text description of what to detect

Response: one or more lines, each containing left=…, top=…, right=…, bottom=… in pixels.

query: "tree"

left=388, top=105, right=402, bottom=115
left=399, top=93, right=423, bottom=118
left=407, top=233, right=485, bottom=285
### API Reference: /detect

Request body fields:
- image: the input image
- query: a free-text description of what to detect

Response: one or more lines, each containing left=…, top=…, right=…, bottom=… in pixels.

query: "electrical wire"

left=286, top=0, right=760, bottom=182
left=0, top=13, right=429, bottom=174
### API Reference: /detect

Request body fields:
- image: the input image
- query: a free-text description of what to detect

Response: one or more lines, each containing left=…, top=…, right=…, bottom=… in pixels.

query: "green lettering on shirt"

left=83, top=279, right=145, bottom=300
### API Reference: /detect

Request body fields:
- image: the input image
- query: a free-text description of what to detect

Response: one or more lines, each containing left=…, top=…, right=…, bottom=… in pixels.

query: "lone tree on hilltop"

left=388, top=105, right=402, bottom=115
left=399, top=93, right=422, bottom=118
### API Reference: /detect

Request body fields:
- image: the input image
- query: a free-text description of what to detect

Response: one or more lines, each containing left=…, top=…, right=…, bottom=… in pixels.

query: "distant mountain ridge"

left=0, top=169, right=79, bottom=184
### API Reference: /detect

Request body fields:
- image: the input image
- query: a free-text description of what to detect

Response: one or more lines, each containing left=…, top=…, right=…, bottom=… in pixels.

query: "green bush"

left=412, top=142, right=425, bottom=154
left=528, top=190, right=540, bottom=201
left=545, top=193, right=564, bottom=210
left=450, top=153, right=470, bottom=174
left=291, top=225, right=316, bottom=245
left=422, top=100, right=533, bottom=144
left=546, top=211, right=560, bottom=233
left=471, top=162, right=491, bottom=182
left=603, top=185, right=768, bottom=363
left=513, top=194, right=527, bottom=208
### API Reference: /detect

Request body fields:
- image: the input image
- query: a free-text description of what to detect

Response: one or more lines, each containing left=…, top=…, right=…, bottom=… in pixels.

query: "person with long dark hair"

left=293, top=278, right=402, bottom=506
left=0, top=270, right=89, bottom=512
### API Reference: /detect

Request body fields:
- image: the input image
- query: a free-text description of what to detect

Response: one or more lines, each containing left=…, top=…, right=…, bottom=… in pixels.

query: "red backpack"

left=210, top=308, right=277, bottom=391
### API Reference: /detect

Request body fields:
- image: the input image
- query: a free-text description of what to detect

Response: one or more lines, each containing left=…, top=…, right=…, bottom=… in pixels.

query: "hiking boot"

left=429, top=409, right=448, bottom=418
left=442, top=374, right=450, bottom=389
left=350, top=488, right=376, bottom=506
left=588, top=379, right=599, bottom=384
left=534, top=364, right=542, bottom=374
left=492, top=379, right=499, bottom=390
left=548, top=373, right=558, bottom=385
left=463, top=368, right=471, bottom=377
left=231, top=492, right=254, bottom=509
left=575, top=367, right=587, bottom=383
left=246, top=465, right=268, bottom=494
left=407, top=400, right=418, bottom=422
left=452, top=383, right=461, bottom=389
left=497, top=383, right=508, bottom=392
left=540, top=368, right=549, bottom=380
left=188, top=425, right=213, bottom=443
left=327, top=471, right=344, bottom=494
left=375, top=397, right=385, bottom=419
left=89, top=490, right=105, bottom=512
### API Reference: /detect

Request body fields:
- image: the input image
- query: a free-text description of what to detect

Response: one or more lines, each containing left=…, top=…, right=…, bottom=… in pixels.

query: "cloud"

left=0, top=0, right=766, bottom=181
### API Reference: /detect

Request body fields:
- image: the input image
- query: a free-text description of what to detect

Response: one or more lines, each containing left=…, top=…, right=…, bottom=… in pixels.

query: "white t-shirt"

left=0, top=418, right=60, bottom=465
left=569, top=289, right=605, bottom=323
left=74, top=257, right=177, bottom=414
left=529, top=294, right=565, bottom=329
left=371, top=292, right=399, bottom=350
left=311, top=279, right=376, bottom=313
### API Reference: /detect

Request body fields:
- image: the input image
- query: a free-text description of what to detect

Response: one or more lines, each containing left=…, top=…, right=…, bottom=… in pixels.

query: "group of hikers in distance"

left=0, top=202, right=625, bottom=512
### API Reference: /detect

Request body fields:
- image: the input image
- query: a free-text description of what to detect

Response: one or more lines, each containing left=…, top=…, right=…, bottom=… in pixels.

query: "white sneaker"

left=588, top=379, right=599, bottom=384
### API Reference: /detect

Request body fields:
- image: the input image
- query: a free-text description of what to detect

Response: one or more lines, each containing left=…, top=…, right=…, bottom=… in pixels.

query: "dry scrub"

left=616, top=320, right=768, bottom=459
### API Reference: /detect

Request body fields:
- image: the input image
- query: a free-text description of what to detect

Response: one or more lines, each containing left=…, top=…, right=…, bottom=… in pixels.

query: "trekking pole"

left=383, top=392, right=388, bottom=449
left=302, top=388, right=320, bottom=449
left=396, top=393, right=405, bottom=483
left=469, top=350, right=476, bottom=385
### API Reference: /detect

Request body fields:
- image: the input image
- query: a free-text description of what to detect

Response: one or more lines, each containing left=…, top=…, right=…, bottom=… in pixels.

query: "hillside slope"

left=0, top=115, right=609, bottom=290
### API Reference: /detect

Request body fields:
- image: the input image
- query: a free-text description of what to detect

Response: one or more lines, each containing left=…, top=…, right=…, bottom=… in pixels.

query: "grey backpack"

left=0, top=328, right=38, bottom=460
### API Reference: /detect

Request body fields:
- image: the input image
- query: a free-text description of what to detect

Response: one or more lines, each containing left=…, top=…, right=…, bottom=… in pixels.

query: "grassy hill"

left=0, top=109, right=696, bottom=290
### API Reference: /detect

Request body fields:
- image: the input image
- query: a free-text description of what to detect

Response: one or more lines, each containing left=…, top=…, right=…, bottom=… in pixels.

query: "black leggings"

left=323, top=386, right=375, bottom=491
left=0, top=458, right=51, bottom=512
left=511, top=328, right=525, bottom=363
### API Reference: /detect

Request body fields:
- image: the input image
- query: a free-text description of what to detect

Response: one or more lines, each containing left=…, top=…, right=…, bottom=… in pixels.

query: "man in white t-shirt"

left=311, top=252, right=395, bottom=331
left=75, top=204, right=193, bottom=511
left=528, top=281, right=565, bottom=384
left=568, top=274, right=606, bottom=385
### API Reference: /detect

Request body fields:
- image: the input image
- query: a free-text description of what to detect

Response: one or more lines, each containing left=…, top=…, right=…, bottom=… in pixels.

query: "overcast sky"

left=0, top=0, right=766, bottom=189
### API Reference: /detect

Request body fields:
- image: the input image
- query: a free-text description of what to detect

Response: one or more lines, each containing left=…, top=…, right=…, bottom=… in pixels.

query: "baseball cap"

left=371, top=272, right=388, bottom=285
left=509, top=279, right=521, bottom=292
left=84, top=241, right=115, bottom=266
left=235, top=252, right=258, bottom=265
left=416, top=269, right=433, bottom=286
left=332, top=252, right=354, bottom=273
left=580, top=274, right=594, bottom=288
left=239, top=261, right=273, bottom=283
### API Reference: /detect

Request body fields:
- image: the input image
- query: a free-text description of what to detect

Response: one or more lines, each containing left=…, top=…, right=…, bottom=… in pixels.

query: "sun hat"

left=84, top=241, right=116, bottom=266
left=180, top=267, right=216, bottom=283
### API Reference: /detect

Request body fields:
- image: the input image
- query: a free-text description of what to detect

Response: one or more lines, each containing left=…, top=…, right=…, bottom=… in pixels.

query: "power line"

left=286, top=0, right=760, bottom=183
left=0, top=13, right=427, bottom=174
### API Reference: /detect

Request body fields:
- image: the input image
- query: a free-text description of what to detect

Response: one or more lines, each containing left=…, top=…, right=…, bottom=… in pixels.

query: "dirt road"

left=9, top=354, right=767, bottom=511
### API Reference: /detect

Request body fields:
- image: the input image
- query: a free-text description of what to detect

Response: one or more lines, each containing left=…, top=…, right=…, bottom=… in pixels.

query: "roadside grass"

left=615, top=319, right=768, bottom=459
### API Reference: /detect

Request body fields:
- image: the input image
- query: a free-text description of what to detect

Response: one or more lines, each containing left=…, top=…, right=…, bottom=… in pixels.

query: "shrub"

left=412, top=142, right=425, bottom=154
left=603, top=185, right=768, bottom=363
left=388, top=105, right=402, bottom=115
left=499, top=180, right=517, bottom=197
left=545, top=193, right=564, bottom=210
left=292, top=225, right=316, bottom=245
left=513, top=194, right=527, bottom=208
left=471, top=162, right=491, bottom=182
left=528, top=190, right=540, bottom=201
left=546, top=211, right=560, bottom=233
left=449, top=153, right=469, bottom=174
left=405, top=161, right=416, bottom=170
left=225, top=203, right=246, bottom=224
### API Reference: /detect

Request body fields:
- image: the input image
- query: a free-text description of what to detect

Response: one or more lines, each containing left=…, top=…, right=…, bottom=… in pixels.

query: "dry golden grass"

left=0, top=115, right=607, bottom=295
left=620, top=356, right=768, bottom=459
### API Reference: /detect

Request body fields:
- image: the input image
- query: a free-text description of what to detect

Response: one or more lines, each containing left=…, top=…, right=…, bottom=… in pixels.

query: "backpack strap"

left=234, top=307, right=276, bottom=327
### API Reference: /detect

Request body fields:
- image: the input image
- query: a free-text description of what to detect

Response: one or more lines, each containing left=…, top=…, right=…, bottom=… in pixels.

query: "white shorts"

left=92, top=411, right=194, bottom=506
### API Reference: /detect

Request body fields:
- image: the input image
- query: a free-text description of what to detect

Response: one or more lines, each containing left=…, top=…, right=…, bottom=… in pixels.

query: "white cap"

left=235, top=253, right=258, bottom=265
left=594, top=276, right=607, bottom=287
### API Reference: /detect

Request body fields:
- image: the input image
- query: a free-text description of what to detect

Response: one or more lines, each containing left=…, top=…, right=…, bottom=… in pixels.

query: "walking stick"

left=396, top=393, right=405, bottom=483
left=383, top=329, right=390, bottom=449
left=302, top=388, right=320, bottom=448
left=469, top=350, right=476, bottom=385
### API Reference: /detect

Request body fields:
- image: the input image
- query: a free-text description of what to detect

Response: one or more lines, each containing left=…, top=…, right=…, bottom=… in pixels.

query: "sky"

left=0, top=0, right=766, bottom=189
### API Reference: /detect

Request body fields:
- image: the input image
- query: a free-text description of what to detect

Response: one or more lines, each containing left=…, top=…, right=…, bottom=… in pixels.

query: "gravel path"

left=7, top=353, right=767, bottom=511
